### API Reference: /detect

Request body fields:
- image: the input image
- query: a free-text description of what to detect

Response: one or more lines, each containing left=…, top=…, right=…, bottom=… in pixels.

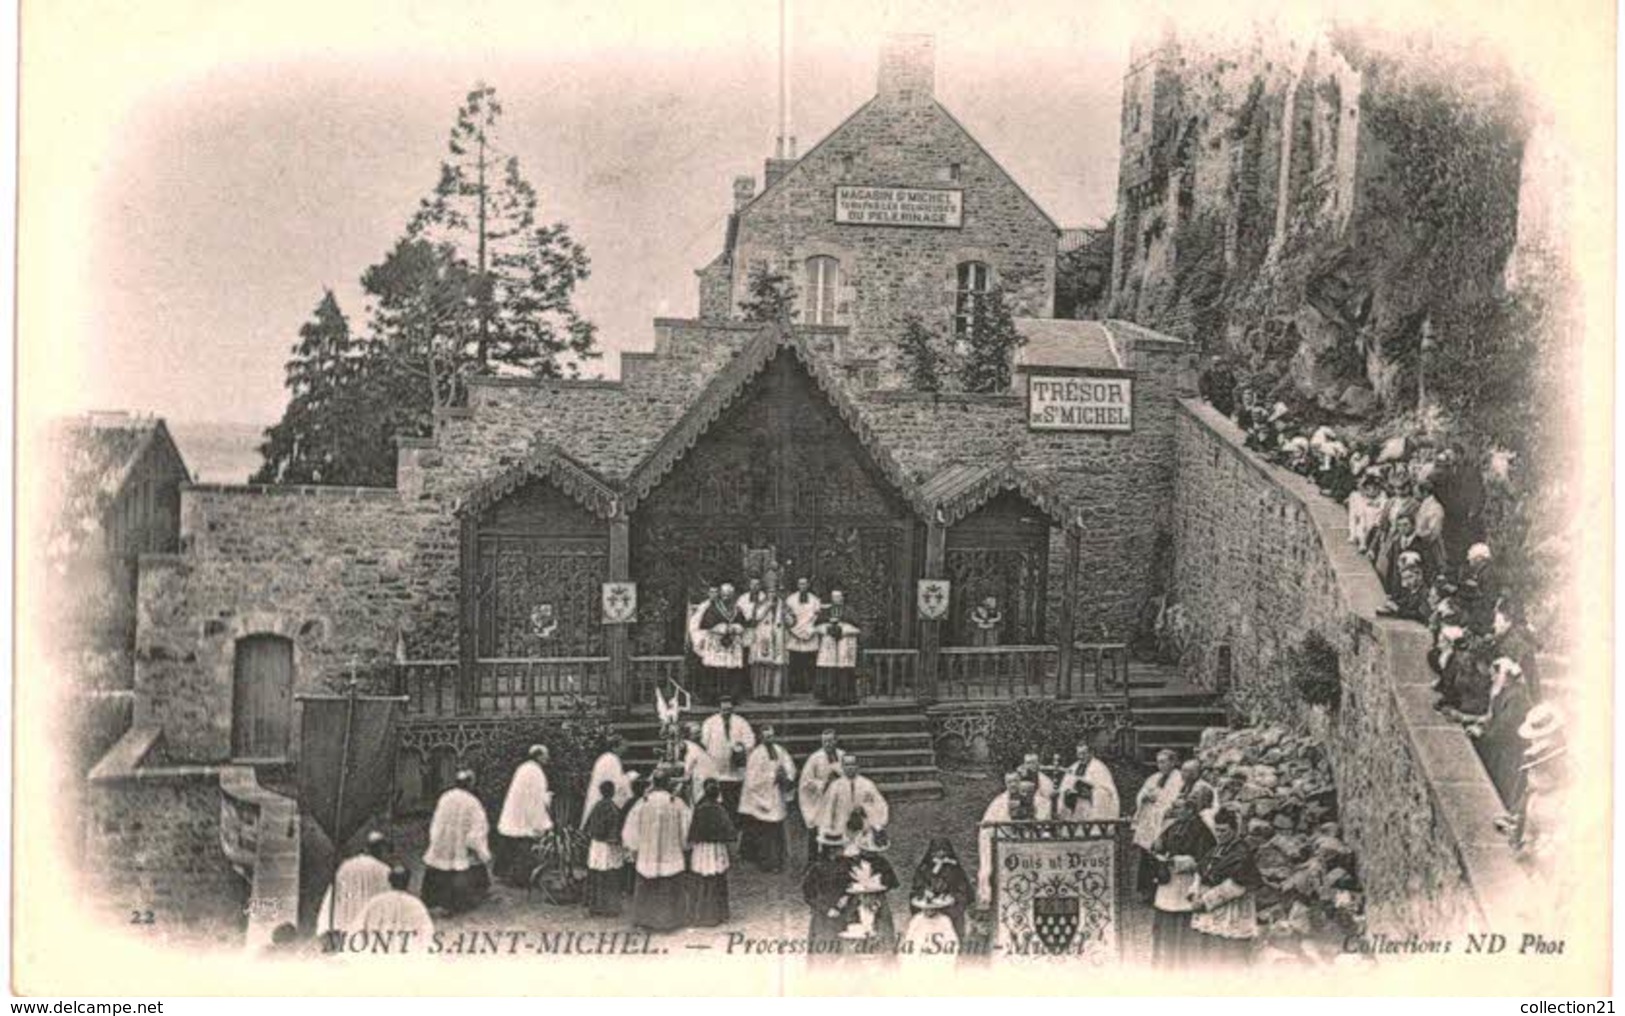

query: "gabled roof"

left=919, top=462, right=1074, bottom=529
left=456, top=442, right=621, bottom=521
left=731, top=96, right=1058, bottom=239
left=928, top=100, right=1060, bottom=233
left=622, top=327, right=931, bottom=519
left=46, top=414, right=189, bottom=557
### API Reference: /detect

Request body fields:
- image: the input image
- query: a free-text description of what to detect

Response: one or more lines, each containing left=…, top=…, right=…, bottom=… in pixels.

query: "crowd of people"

left=306, top=713, right=1294, bottom=970
left=1225, top=389, right=1564, bottom=851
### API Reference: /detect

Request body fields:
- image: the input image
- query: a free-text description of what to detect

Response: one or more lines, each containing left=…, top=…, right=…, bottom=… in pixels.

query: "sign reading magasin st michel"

left=835, top=185, right=964, bottom=228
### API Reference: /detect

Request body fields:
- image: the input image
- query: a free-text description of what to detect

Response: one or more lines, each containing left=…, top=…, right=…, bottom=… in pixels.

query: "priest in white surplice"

left=697, top=583, right=748, bottom=704
left=624, top=771, right=693, bottom=932
left=1058, top=741, right=1120, bottom=819
left=496, top=744, right=553, bottom=883
left=319, top=830, right=392, bottom=938
left=700, top=697, right=756, bottom=814
left=785, top=577, right=822, bottom=697
left=738, top=724, right=797, bottom=872
left=675, top=721, right=711, bottom=804
left=1132, top=749, right=1185, bottom=901
left=815, top=752, right=889, bottom=842
left=581, top=734, right=637, bottom=827
left=421, top=770, right=492, bottom=915
left=357, top=865, right=434, bottom=949
left=977, top=774, right=1051, bottom=906
left=814, top=590, right=861, bottom=706
left=798, top=729, right=842, bottom=857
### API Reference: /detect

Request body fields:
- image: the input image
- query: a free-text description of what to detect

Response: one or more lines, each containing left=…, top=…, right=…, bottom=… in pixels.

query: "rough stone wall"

left=1171, top=399, right=1531, bottom=936
left=861, top=336, right=1195, bottom=640
left=134, top=486, right=438, bottom=761
left=695, top=253, right=732, bottom=320
left=82, top=765, right=246, bottom=930
left=726, top=96, right=1057, bottom=380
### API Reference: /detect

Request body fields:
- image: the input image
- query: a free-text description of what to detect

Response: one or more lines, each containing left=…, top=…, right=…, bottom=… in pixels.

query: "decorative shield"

left=917, top=579, right=951, bottom=621
left=602, top=582, right=637, bottom=624
left=1033, top=893, right=1081, bottom=954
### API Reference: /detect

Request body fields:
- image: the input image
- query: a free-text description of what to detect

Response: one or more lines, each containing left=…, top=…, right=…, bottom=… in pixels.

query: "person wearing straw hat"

left=319, top=830, right=392, bottom=940
left=901, top=889, right=959, bottom=963
left=421, top=770, right=492, bottom=916
left=496, top=744, right=553, bottom=885
left=1507, top=704, right=1567, bottom=856
left=837, top=813, right=900, bottom=958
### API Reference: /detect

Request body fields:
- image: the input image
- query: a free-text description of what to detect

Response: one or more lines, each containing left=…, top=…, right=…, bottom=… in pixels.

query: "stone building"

left=696, top=35, right=1061, bottom=379
left=44, top=412, right=190, bottom=690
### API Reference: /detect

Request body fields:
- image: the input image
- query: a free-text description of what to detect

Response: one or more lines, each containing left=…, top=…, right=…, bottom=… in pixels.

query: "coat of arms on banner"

left=601, top=582, right=637, bottom=624
left=989, top=820, right=1124, bottom=964
left=917, top=579, right=951, bottom=621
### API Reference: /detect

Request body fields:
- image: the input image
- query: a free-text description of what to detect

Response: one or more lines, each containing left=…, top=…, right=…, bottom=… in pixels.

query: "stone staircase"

left=1126, top=671, right=1230, bottom=764
left=615, top=700, right=944, bottom=802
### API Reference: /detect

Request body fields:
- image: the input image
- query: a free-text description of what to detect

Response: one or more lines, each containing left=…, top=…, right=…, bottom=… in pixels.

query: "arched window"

left=954, top=260, right=992, bottom=343
left=805, top=256, right=840, bottom=326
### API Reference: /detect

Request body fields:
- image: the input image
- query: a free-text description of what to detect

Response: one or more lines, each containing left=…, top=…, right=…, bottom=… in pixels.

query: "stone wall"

left=1171, top=398, right=1532, bottom=936
left=135, top=485, right=440, bottom=761
left=718, top=40, right=1057, bottom=380
left=83, top=729, right=246, bottom=934
left=862, top=334, right=1195, bottom=640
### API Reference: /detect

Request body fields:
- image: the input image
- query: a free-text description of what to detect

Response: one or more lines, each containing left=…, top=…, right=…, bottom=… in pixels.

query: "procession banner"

left=987, top=819, right=1129, bottom=964
left=297, top=693, right=404, bottom=848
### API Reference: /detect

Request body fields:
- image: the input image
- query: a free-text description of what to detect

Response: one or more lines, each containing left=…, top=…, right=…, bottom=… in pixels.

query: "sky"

left=28, top=0, right=1141, bottom=428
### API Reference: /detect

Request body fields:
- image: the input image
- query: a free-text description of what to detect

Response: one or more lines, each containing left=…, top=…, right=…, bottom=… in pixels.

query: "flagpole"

left=324, top=668, right=360, bottom=939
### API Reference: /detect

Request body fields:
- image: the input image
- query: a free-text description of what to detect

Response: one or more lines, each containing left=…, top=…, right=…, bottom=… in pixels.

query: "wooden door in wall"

left=231, top=634, right=294, bottom=760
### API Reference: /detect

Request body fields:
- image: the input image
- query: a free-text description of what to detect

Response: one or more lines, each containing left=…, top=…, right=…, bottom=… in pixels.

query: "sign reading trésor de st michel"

left=1028, top=375, right=1134, bottom=432
left=835, top=186, right=963, bottom=228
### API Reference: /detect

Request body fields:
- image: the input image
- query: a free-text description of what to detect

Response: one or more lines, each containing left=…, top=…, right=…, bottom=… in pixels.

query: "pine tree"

left=958, top=287, right=1027, bottom=393
left=898, top=314, right=944, bottom=392
left=254, top=291, right=364, bottom=484
left=737, top=265, right=799, bottom=324
left=367, top=81, right=597, bottom=418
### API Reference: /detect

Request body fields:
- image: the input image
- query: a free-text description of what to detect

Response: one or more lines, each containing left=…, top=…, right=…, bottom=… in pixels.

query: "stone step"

left=616, top=712, right=932, bottom=738
left=623, top=744, right=937, bottom=768
left=881, top=780, right=945, bottom=802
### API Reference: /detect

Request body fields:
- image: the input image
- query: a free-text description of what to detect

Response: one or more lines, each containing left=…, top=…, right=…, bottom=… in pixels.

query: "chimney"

left=877, top=33, right=935, bottom=103
left=764, top=157, right=796, bottom=190
left=733, top=175, right=756, bottom=210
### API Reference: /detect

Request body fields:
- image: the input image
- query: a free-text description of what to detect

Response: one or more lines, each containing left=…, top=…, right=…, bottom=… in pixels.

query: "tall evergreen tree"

left=401, top=82, right=597, bottom=380
left=255, top=291, right=378, bottom=484
left=958, top=287, right=1026, bottom=393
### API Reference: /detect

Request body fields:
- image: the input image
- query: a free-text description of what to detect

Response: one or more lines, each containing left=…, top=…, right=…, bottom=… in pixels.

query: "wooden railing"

left=628, top=655, right=687, bottom=709
left=396, top=660, right=459, bottom=717
left=939, top=644, right=1060, bottom=701
left=473, top=657, right=609, bottom=714
left=862, top=648, right=918, bottom=700
left=395, top=657, right=609, bottom=717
